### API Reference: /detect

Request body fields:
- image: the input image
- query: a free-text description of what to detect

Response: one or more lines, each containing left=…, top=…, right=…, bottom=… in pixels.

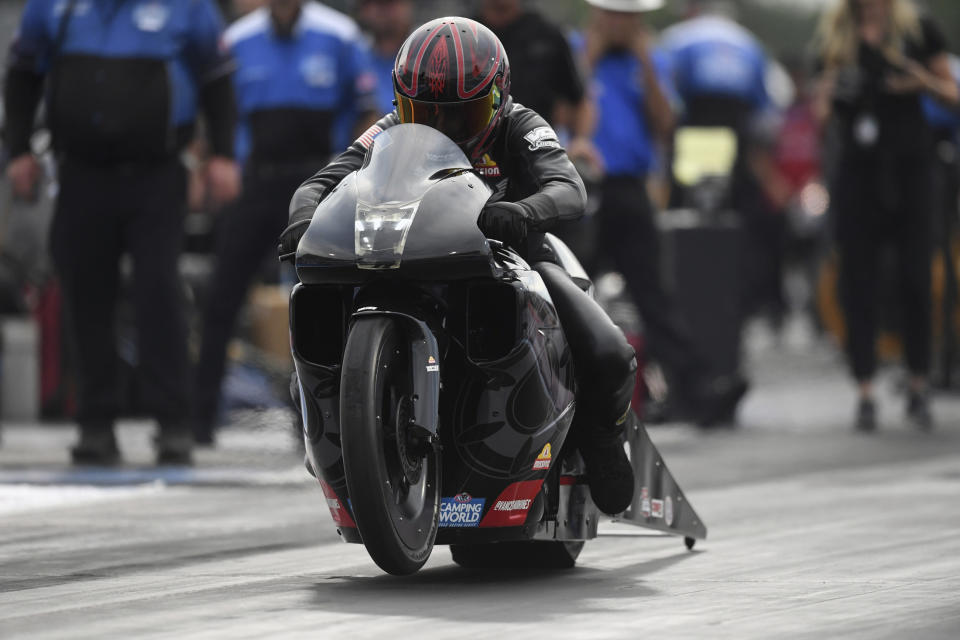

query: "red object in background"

left=775, top=101, right=821, bottom=195
left=30, top=279, right=75, bottom=418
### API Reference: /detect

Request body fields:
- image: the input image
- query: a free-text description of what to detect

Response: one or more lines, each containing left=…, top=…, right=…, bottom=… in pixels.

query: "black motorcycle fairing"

left=296, top=173, right=496, bottom=283
left=443, top=273, right=575, bottom=482
left=296, top=124, right=496, bottom=284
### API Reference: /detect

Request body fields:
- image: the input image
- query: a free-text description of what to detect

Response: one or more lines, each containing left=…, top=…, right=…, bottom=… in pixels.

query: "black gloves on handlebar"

left=278, top=207, right=314, bottom=262
left=478, top=201, right=529, bottom=250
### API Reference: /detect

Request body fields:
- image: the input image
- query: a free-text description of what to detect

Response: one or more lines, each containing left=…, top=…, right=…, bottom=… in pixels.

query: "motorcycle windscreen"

left=353, top=124, right=473, bottom=269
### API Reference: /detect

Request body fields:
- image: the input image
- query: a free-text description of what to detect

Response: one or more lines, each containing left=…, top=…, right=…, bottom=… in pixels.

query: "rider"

left=279, top=17, right=638, bottom=515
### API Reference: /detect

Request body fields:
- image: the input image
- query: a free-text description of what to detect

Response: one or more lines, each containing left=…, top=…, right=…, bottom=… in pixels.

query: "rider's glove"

left=278, top=207, right=313, bottom=262
left=478, top=201, right=529, bottom=249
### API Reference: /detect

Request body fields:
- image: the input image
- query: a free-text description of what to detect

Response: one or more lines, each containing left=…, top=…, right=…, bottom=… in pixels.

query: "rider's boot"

left=580, top=411, right=635, bottom=515
left=578, top=368, right=637, bottom=515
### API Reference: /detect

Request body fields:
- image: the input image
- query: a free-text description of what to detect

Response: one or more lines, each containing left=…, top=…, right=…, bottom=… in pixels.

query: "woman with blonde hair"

left=814, top=0, right=958, bottom=432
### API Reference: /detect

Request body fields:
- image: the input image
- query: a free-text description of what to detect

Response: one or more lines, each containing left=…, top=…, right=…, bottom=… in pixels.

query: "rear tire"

left=450, top=541, right=584, bottom=570
left=341, top=316, right=441, bottom=575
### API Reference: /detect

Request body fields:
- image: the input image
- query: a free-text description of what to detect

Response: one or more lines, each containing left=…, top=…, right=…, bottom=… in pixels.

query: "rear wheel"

left=450, top=541, right=584, bottom=570
left=340, top=316, right=441, bottom=575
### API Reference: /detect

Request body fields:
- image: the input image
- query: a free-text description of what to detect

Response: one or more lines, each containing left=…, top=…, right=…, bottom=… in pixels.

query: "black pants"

left=534, top=261, right=637, bottom=446
left=593, top=176, right=704, bottom=386
left=834, top=152, right=934, bottom=380
left=49, top=158, right=188, bottom=434
left=192, top=168, right=310, bottom=436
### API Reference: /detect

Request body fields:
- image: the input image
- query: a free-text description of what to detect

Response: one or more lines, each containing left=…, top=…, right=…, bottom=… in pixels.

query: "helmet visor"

left=395, top=92, right=497, bottom=144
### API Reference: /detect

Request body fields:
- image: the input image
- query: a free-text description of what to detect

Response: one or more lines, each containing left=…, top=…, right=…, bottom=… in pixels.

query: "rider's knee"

left=589, top=338, right=637, bottom=390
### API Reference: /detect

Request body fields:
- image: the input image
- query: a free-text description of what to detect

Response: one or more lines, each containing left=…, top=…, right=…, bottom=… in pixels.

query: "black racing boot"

left=579, top=441, right=635, bottom=516
left=854, top=397, right=876, bottom=433
left=156, top=428, right=194, bottom=466
left=71, top=428, right=121, bottom=466
left=906, top=390, right=933, bottom=431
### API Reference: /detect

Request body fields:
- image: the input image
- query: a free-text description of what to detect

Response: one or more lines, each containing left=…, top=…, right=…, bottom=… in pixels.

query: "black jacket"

left=287, top=100, right=587, bottom=257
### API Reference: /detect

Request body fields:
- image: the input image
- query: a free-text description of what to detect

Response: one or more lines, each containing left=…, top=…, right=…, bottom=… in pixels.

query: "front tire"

left=340, top=316, right=441, bottom=575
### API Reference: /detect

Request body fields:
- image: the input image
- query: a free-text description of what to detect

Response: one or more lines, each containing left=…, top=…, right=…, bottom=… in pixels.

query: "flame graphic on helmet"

left=426, top=41, right=449, bottom=98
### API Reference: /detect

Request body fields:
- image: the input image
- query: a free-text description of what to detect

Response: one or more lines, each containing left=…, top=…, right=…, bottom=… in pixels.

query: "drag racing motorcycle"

left=290, top=124, right=706, bottom=575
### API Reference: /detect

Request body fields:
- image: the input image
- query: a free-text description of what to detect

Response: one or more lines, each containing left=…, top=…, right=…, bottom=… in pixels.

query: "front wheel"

left=340, top=316, right=441, bottom=575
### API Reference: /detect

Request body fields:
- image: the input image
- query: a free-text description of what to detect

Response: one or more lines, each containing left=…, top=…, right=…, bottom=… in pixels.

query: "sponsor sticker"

left=532, top=443, right=552, bottom=470
left=300, top=53, right=337, bottom=88
left=474, top=154, right=501, bottom=177
left=133, top=1, right=170, bottom=32
left=523, top=126, right=561, bottom=152
left=493, top=499, right=532, bottom=512
left=664, top=495, right=674, bottom=527
left=319, top=480, right=356, bottom=528
left=439, top=496, right=486, bottom=528
left=478, top=479, right=544, bottom=528
left=356, top=71, right=377, bottom=94
left=640, top=486, right=651, bottom=518
left=651, top=499, right=664, bottom=519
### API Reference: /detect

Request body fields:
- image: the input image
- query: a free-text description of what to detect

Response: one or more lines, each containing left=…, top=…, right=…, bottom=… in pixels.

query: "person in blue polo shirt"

left=3, top=0, right=240, bottom=465
left=659, top=1, right=773, bottom=129
left=660, top=1, right=789, bottom=321
left=190, top=0, right=378, bottom=444
left=582, top=0, right=747, bottom=426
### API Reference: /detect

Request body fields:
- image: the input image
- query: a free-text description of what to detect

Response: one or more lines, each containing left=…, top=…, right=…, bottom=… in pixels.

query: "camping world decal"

left=439, top=493, right=486, bottom=528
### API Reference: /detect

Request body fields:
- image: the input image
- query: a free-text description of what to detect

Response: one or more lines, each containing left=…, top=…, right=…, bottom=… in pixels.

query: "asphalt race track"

left=2, top=332, right=959, bottom=639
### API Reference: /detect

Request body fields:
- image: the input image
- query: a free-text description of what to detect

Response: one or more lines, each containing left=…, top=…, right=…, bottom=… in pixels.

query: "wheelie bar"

left=615, top=412, right=708, bottom=549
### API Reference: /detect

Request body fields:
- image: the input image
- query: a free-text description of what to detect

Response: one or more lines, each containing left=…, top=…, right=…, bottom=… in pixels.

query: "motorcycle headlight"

left=355, top=202, right=419, bottom=269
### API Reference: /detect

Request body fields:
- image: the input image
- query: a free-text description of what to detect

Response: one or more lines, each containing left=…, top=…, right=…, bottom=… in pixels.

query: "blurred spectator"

left=3, top=0, right=239, bottom=465
left=581, top=0, right=746, bottom=426
left=356, top=0, right=413, bottom=114
left=813, top=0, right=959, bottom=431
left=477, top=0, right=600, bottom=172
left=191, top=0, right=378, bottom=444
left=923, top=54, right=960, bottom=387
left=773, top=59, right=829, bottom=325
left=660, top=0, right=792, bottom=323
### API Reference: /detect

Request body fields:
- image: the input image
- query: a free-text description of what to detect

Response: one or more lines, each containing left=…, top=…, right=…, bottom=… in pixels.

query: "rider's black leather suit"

left=288, top=100, right=637, bottom=447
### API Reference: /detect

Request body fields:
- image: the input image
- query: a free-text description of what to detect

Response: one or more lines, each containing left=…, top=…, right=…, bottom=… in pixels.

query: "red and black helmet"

left=393, top=17, right=511, bottom=160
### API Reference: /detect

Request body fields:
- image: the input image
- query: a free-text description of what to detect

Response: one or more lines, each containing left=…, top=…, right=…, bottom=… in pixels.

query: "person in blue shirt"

left=659, top=2, right=774, bottom=128
left=355, top=0, right=413, bottom=115
left=582, top=0, right=746, bottom=426
left=190, top=0, right=379, bottom=444
left=3, top=0, right=240, bottom=465
left=659, top=2, right=789, bottom=321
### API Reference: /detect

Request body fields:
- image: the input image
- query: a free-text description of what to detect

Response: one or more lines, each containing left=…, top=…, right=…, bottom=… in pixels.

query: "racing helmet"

left=393, top=17, right=510, bottom=161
